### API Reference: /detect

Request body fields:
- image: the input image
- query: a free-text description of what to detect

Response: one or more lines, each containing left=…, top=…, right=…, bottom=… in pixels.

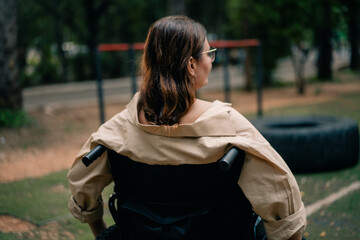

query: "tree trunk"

left=347, top=0, right=360, bottom=70
left=244, top=48, right=253, bottom=91
left=0, top=0, right=22, bottom=109
left=290, top=44, right=309, bottom=95
left=242, top=0, right=252, bottom=91
left=52, top=0, right=69, bottom=82
left=83, top=0, right=110, bottom=80
left=316, top=1, right=333, bottom=81
left=84, top=0, right=98, bottom=80
left=316, top=28, right=333, bottom=80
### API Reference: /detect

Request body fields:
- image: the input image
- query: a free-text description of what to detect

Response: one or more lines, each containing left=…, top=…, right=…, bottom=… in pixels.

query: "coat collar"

left=126, top=92, right=237, bottom=137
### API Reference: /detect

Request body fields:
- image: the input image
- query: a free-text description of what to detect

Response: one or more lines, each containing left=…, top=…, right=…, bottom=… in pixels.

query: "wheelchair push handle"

left=82, top=145, right=244, bottom=171
left=82, top=144, right=107, bottom=167
left=219, top=147, right=244, bottom=172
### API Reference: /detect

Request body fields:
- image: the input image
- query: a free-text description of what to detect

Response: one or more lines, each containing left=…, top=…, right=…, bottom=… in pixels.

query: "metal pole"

left=256, top=43, right=263, bottom=118
left=129, top=45, right=137, bottom=95
left=95, top=46, right=105, bottom=124
left=223, top=48, right=231, bottom=103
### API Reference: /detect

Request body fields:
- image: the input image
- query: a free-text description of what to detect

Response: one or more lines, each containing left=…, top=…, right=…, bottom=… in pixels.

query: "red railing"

left=98, top=39, right=260, bottom=52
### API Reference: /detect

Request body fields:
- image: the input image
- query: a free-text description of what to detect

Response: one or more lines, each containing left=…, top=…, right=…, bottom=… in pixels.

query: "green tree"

left=168, top=0, right=185, bottom=15
left=18, top=0, right=69, bottom=86
left=0, top=0, right=22, bottom=109
left=227, top=0, right=352, bottom=91
left=18, top=0, right=168, bottom=85
left=34, top=0, right=71, bottom=82
left=100, top=0, right=167, bottom=43
left=97, top=0, right=167, bottom=77
left=227, top=0, right=313, bottom=89
left=187, top=0, right=230, bottom=38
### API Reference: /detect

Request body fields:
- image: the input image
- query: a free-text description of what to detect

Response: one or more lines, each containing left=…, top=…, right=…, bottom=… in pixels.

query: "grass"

left=0, top=170, right=115, bottom=239
left=251, top=92, right=360, bottom=122
left=0, top=82, right=359, bottom=239
left=0, top=118, right=46, bottom=152
left=296, top=161, right=360, bottom=239
left=0, top=109, right=31, bottom=128
left=0, top=171, right=70, bottom=223
left=296, top=162, right=360, bottom=206
left=304, top=189, right=360, bottom=239
left=245, top=91, right=360, bottom=239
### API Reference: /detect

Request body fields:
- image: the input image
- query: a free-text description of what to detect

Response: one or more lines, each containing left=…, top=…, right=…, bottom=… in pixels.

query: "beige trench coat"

left=68, top=92, right=306, bottom=240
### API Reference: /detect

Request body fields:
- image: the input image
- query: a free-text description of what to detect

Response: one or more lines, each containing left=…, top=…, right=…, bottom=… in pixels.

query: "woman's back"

left=105, top=148, right=254, bottom=240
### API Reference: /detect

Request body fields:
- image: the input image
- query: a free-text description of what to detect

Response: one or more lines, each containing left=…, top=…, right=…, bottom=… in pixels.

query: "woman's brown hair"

left=140, top=15, right=207, bottom=125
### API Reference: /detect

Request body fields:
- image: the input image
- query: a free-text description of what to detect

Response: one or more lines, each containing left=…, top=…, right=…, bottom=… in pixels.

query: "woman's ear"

left=187, top=57, right=197, bottom=77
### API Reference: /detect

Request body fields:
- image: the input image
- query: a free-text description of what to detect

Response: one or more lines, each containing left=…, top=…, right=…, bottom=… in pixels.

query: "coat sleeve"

left=67, top=110, right=130, bottom=223
left=239, top=153, right=306, bottom=240
left=228, top=108, right=306, bottom=240
left=67, top=134, right=113, bottom=223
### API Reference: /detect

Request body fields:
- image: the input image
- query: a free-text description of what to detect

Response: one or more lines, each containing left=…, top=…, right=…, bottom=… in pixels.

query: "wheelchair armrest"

left=108, top=192, right=121, bottom=224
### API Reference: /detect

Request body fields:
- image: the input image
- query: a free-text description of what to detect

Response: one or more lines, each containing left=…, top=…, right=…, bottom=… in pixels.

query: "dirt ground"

left=1, top=78, right=360, bottom=184
left=0, top=214, right=75, bottom=239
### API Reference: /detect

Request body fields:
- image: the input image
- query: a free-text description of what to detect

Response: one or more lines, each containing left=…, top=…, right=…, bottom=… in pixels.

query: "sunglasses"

left=201, top=47, right=217, bottom=62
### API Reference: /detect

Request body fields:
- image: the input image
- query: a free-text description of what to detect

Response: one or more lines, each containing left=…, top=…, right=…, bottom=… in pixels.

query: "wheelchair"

left=83, top=146, right=267, bottom=240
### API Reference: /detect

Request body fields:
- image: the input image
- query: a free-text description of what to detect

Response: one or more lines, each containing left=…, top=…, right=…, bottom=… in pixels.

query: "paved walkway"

left=23, top=50, right=349, bottom=111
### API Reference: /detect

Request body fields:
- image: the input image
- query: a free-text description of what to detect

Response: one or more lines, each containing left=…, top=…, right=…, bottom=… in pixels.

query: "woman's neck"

left=138, top=98, right=212, bottom=125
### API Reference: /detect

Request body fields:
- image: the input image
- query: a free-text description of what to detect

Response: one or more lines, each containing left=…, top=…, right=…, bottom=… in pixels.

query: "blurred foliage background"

left=0, top=0, right=359, bottom=109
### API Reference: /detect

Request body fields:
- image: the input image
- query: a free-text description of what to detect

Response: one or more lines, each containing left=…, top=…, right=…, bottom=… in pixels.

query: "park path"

left=23, top=50, right=349, bottom=111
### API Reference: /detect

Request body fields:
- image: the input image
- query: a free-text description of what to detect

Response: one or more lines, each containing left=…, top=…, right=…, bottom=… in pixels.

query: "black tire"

left=251, top=115, right=359, bottom=173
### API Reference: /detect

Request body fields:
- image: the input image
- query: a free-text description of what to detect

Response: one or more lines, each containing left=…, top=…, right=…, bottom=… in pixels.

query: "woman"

left=67, top=16, right=306, bottom=240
